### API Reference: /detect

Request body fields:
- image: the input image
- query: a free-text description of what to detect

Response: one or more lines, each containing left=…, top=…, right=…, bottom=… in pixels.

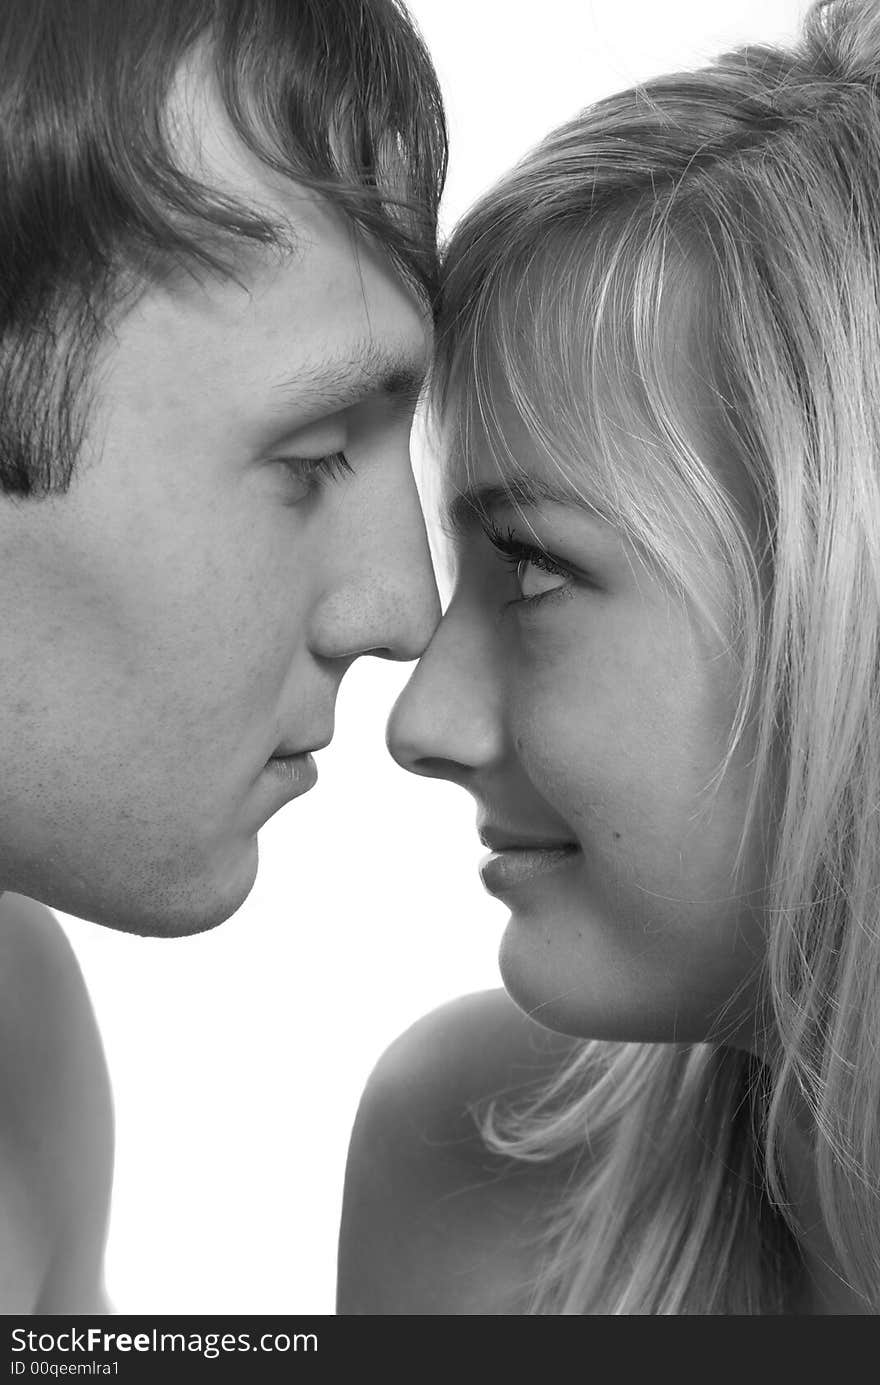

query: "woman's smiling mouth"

left=478, top=832, right=581, bottom=896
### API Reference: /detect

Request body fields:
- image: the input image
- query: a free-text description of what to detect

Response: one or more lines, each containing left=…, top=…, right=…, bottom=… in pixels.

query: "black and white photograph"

left=1, top=0, right=877, bottom=1347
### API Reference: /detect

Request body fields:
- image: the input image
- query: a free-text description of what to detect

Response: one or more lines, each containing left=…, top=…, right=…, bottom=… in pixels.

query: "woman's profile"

left=338, top=0, right=880, bottom=1314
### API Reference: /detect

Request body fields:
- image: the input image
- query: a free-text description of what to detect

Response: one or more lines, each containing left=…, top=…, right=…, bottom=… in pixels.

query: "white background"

left=57, top=0, right=807, bottom=1315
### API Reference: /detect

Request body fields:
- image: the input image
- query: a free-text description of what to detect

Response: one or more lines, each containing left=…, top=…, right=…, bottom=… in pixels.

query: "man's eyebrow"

left=444, top=476, right=612, bottom=537
left=269, top=340, right=428, bottom=416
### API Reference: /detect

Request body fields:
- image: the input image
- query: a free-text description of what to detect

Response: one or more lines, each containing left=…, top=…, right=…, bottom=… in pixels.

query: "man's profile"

left=0, top=0, right=446, bottom=1312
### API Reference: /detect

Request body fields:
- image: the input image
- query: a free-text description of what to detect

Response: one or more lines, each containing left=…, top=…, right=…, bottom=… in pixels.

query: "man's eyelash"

left=292, top=451, right=353, bottom=482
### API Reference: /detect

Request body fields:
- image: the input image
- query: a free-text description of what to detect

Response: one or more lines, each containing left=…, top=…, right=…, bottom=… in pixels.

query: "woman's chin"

left=497, top=920, right=735, bottom=1044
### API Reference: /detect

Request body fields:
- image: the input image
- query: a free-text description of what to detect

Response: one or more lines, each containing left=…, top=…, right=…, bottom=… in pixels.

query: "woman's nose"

left=386, top=605, right=505, bottom=785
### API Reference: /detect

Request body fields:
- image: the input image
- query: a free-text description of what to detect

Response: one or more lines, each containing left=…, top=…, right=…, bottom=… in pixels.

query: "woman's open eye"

left=517, top=550, right=571, bottom=600
left=277, top=451, right=353, bottom=501
left=480, top=520, right=575, bottom=605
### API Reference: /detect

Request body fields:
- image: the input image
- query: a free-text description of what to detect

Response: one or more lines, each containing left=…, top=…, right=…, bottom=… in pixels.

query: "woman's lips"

left=479, top=843, right=580, bottom=896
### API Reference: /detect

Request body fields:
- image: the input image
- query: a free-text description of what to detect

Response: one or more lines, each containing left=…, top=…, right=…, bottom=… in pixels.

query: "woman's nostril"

left=411, top=756, right=462, bottom=780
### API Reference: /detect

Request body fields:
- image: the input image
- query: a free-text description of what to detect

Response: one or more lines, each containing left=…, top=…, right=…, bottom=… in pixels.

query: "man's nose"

left=308, top=471, right=441, bottom=665
left=386, top=602, right=505, bottom=786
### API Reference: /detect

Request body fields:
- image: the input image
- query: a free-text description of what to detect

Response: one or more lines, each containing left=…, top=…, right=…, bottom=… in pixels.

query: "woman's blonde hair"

left=432, top=0, right=880, bottom=1313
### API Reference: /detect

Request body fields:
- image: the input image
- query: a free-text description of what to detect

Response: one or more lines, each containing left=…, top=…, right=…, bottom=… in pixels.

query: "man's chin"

left=11, top=837, right=261, bottom=938
left=105, top=895, right=250, bottom=939
left=109, top=848, right=260, bottom=938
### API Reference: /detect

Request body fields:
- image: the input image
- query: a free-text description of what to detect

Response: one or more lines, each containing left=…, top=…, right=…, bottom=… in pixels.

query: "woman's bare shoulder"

left=336, top=988, right=581, bottom=1315
left=0, top=892, right=114, bottom=1312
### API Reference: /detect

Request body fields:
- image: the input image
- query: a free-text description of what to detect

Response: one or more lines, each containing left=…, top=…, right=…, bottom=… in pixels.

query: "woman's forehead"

left=433, top=389, right=625, bottom=555
left=437, top=247, right=752, bottom=504
left=431, top=306, right=760, bottom=625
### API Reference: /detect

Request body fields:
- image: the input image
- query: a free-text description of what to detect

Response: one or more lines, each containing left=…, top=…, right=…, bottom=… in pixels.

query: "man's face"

left=0, top=75, right=438, bottom=936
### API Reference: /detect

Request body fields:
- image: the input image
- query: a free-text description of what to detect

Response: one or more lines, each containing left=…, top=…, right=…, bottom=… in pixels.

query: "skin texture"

left=337, top=987, right=580, bottom=1315
left=388, top=387, right=774, bottom=1046
left=0, top=59, right=439, bottom=937
left=0, top=892, right=113, bottom=1313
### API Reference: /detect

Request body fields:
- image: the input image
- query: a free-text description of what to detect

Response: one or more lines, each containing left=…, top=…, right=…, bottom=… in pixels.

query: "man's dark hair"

left=0, top=0, right=448, bottom=496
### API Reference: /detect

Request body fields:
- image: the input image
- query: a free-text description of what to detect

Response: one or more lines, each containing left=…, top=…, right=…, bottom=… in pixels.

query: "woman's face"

left=388, top=383, right=775, bottom=1045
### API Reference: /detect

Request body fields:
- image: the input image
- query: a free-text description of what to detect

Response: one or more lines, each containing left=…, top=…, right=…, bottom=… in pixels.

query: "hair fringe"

left=0, top=0, right=447, bottom=496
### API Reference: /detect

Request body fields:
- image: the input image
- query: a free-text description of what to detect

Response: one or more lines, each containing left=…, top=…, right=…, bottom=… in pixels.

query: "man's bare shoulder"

left=0, top=892, right=114, bottom=1313
left=337, top=989, right=582, bottom=1315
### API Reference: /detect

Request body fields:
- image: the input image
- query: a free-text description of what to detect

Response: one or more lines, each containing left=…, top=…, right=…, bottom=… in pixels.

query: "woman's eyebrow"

left=443, top=477, right=611, bottom=537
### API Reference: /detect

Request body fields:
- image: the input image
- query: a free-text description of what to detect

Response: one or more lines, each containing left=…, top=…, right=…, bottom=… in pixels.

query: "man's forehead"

left=163, top=40, right=351, bottom=262
left=165, top=39, right=278, bottom=211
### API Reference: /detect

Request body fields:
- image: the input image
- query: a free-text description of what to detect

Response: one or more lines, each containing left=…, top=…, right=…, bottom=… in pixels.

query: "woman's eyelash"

left=479, top=518, right=571, bottom=580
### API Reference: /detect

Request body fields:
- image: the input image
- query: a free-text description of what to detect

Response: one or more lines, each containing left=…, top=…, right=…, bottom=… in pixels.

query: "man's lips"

left=263, top=732, right=332, bottom=797
left=264, top=750, right=318, bottom=791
